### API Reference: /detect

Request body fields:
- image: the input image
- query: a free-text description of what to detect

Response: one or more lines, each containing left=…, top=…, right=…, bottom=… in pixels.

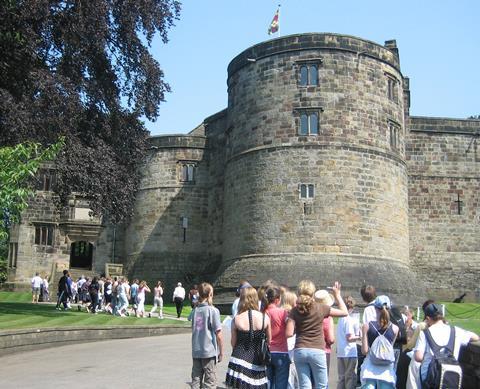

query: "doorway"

left=69, top=241, right=93, bottom=269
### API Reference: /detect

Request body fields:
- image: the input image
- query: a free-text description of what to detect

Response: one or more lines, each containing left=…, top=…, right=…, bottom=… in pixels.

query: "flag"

left=268, top=7, right=280, bottom=35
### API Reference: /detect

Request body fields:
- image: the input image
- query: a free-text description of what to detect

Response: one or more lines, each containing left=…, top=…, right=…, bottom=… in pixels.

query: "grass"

left=0, top=292, right=192, bottom=331
left=441, top=302, right=480, bottom=334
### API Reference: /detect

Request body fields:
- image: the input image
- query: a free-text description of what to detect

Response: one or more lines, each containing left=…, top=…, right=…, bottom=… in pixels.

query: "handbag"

left=258, top=312, right=271, bottom=365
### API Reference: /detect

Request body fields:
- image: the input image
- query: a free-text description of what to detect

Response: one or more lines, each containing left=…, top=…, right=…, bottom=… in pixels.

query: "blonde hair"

left=238, top=287, right=259, bottom=314
left=296, top=280, right=316, bottom=314
left=198, top=282, right=213, bottom=305
left=281, top=290, right=297, bottom=312
left=379, top=306, right=390, bottom=330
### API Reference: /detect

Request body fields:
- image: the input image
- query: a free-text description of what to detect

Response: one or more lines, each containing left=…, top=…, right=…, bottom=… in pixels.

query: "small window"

left=180, top=163, right=195, bottom=182
left=36, top=169, right=56, bottom=191
left=299, top=184, right=315, bottom=199
left=34, top=225, right=54, bottom=246
left=386, top=75, right=398, bottom=103
left=389, top=121, right=401, bottom=149
left=299, top=112, right=319, bottom=136
left=299, top=64, right=318, bottom=86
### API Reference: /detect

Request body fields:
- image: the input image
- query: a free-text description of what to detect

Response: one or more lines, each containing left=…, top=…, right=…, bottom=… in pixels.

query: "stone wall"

left=407, top=117, right=480, bottom=301
left=214, top=33, right=420, bottom=303
left=120, top=134, right=210, bottom=298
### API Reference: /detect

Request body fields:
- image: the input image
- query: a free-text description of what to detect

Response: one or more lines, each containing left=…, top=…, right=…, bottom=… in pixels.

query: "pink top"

left=265, top=305, right=289, bottom=353
left=323, top=316, right=334, bottom=353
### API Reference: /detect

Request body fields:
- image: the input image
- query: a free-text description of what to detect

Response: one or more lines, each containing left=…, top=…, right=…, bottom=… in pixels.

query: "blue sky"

left=146, top=0, right=479, bottom=135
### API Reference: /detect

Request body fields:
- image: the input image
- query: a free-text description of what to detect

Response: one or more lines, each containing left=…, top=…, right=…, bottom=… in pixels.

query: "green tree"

left=0, top=140, right=64, bottom=241
left=0, top=0, right=181, bottom=223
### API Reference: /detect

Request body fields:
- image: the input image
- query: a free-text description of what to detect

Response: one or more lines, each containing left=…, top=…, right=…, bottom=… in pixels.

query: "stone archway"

left=69, top=241, right=93, bottom=269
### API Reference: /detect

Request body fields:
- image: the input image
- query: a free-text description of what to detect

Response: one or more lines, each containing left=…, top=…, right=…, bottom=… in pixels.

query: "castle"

left=5, top=33, right=479, bottom=303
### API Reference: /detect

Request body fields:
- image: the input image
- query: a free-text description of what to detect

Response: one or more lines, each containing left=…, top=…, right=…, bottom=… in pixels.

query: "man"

left=414, top=302, right=479, bottom=384
left=173, top=282, right=186, bottom=318
left=56, top=270, right=72, bottom=310
left=31, top=272, right=43, bottom=304
left=357, top=284, right=377, bottom=385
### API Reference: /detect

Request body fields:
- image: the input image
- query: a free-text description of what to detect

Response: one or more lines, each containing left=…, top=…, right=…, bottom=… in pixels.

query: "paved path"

left=0, top=328, right=339, bottom=388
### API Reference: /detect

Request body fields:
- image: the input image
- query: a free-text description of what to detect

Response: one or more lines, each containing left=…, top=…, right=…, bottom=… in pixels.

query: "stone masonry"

left=6, top=33, right=479, bottom=303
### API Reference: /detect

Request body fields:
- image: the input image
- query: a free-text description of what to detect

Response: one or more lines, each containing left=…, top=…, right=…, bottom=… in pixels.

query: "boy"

left=190, top=282, right=224, bottom=389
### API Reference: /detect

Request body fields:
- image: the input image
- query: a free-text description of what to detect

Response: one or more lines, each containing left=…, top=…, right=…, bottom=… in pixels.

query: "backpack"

left=390, top=305, right=407, bottom=346
left=421, top=326, right=462, bottom=389
left=369, top=322, right=396, bottom=365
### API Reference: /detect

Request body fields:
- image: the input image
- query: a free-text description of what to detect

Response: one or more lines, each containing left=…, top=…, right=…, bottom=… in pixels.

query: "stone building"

left=5, top=33, right=479, bottom=303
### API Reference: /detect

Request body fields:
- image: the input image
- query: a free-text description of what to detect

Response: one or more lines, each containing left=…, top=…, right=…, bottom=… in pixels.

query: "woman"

left=42, top=276, right=50, bottom=302
left=136, top=280, right=151, bottom=318
left=314, top=290, right=336, bottom=372
left=286, top=281, right=348, bottom=389
left=281, top=290, right=299, bottom=389
left=88, top=277, right=100, bottom=314
left=116, top=278, right=129, bottom=316
left=104, top=277, right=113, bottom=314
left=360, top=295, right=399, bottom=389
left=226, top=286, right=271, bottom=388
left=263, top=285, right=290, bottom=388
left=149, top=281, right=164, bottom=319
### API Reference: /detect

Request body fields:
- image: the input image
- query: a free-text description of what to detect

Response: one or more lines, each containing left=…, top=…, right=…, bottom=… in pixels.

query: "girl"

left=286, top=280, right=348, bottom=389
left=136, top=280, right=150, bottom=318
left=226, top=286, right=271, bottom=388
left=149, top=281, right=164, bottom=319
left=263, top=285, right=290, bottom=389
left=360, top=295, right=399, bottom=389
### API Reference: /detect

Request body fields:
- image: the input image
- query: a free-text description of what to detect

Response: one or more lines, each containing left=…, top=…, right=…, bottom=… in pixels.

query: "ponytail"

left=379, top=306, right=390, bottom=329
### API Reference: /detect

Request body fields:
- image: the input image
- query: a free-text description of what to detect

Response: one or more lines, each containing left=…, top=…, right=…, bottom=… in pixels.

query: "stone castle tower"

left=6, top=33, right=479, bottom=303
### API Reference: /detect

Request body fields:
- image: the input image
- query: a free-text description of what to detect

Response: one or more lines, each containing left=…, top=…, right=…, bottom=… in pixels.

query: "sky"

left=145, top=0, right=479, bottom=136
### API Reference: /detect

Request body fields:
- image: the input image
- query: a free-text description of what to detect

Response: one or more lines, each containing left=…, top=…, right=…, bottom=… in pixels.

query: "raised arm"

left=285, top=317, right=295, bottom=338
left=329, top=281, right=348, bottom=317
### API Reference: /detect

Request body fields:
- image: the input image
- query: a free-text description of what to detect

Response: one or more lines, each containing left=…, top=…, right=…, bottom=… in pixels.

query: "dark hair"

left=360, top=285, right=376, bottom=303
left=261, top=285, right=281, bottom=312
left=422, top=300, right=444, bottom=322
left=63, top=270, right=68, bottom=275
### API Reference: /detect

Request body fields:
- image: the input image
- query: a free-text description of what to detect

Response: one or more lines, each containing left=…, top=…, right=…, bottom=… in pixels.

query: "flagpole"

left=278, top=4, right=281, bottom=37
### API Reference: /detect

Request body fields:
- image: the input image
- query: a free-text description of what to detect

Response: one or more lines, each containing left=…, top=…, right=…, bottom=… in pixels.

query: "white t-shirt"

left=31, top=276, right=43, bottom=288
left=173, top=286, right=186, bottom=300
left=414, top=321, right=474, bottom=380
left=362, top=303, right=376, bottom=324
left=336, top=314, right=359, bottom=358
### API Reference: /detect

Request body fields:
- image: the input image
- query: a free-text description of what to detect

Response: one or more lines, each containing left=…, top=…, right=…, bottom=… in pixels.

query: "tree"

left=0, top=140, right=64, bottom=241
left=0, top=0, right=181, bottom=223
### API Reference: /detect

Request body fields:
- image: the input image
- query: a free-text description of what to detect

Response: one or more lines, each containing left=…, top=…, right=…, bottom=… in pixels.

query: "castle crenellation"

left=5, top=33, right=479, bottom=303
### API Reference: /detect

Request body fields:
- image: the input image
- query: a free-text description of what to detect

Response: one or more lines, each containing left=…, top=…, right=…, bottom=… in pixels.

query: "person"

left=173, top=282, right=186, bottom=318
left=116, top=278, right=129, bottom=316
left=358, top=284, right=377, bottom=385
left=281, top=290, right=299, bottom=389
left=314, top=289, right=336, bottom=373
left=263, top=284, right=290, bottom=389
left=31, top=272, right=43, bottom=304
left=42, top=276, right=50, bottom=302
left=88, top=276, right=100, bottom=314
left=360, top=295, right=399, bottom=389
left=70, top=278, right=78, bottom=304
left=130, top=279, right=139, bottom=305
left=104, top=277, right=113, bottom=314
left=56, top=270, right=71, bottom=310
left=231, top=280, right=251, bottom=317
left=286, top=280, right=348, bottom=389
left=414, top=301, right=479, bottom=385
left=77, top=275, right=86, bottom=303
left=191, top=282, right=224, bottom=389
left=225, top=286, right=270, bottom=388
left=149, top=280, right=164, bottom=319
left=337, top=296, right=360, bottom=389
left=136, top=280, right=150, bottom=318
left=189, top=284, right=199, bottom=308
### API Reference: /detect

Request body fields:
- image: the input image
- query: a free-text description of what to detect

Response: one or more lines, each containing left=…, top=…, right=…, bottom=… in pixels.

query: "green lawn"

left=442, top=302, right=480, bottom=334
left=0, top=292, right=192, bottom=331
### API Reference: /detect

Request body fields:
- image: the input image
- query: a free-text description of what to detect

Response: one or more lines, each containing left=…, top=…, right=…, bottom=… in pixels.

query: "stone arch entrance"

left=70, top=241, right=93, bottom=269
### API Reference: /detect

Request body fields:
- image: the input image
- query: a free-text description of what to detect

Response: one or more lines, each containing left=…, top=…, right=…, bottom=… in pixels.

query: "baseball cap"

left=374, top=295, right=391, bottom=309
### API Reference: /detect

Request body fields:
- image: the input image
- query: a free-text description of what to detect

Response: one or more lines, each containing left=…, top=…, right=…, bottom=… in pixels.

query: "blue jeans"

left=361, top=379, right=395, bottom=389
left=294, top=348, right=328, bottom=389
left=267, top=352, right=290, bottom=389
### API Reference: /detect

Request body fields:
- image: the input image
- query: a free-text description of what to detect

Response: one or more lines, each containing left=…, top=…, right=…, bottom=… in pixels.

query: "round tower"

left=216, top=33, right=420, bottom=302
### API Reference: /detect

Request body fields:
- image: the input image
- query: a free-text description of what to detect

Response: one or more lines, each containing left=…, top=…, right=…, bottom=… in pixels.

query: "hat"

left=374, top=295, right=391, bottom=309
left=423, top=303, right=442, bottom=318
left=314, top=290, right=334, bottom=306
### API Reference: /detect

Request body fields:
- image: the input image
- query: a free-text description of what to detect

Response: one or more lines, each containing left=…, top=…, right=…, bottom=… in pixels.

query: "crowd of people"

left=48, top=269, right=189, bottom=319
left=189, top=279, right=479, bottom=389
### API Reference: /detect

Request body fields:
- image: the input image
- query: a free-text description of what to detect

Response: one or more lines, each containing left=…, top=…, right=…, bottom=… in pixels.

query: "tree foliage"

left=0, top=140, right=64, bottom=241
left=0, top=0, right=181, bottom=223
